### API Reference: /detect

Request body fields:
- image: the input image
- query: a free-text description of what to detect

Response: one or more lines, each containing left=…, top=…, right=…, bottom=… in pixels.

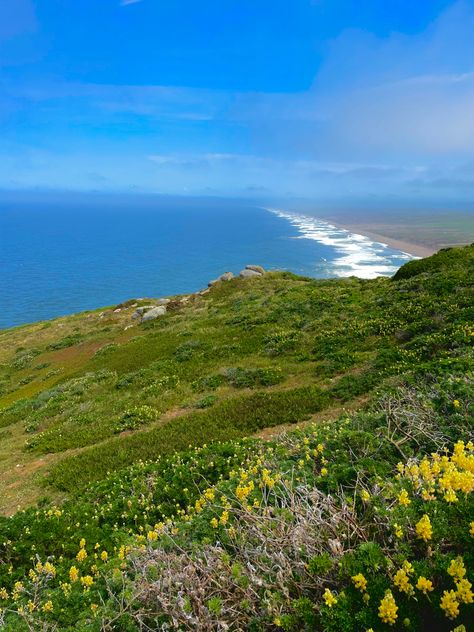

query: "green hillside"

left=0, top=245, right=472, bottom=630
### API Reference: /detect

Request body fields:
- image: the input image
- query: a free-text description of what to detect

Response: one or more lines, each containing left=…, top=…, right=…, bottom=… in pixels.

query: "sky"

left=1, top=0, right=474, bottom=205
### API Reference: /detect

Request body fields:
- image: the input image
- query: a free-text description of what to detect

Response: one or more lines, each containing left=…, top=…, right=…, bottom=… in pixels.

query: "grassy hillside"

left=0, top=245, right=472, bottom=630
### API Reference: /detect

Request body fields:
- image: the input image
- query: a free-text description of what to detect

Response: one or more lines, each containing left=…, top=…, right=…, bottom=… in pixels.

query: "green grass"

left=0, top=246, right=472, bottom=630
left=0, top=246, right=472, bottom=512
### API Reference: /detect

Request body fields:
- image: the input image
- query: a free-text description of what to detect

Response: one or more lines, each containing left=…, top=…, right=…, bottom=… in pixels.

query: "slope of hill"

left=0, top=245, right=472, bottom=630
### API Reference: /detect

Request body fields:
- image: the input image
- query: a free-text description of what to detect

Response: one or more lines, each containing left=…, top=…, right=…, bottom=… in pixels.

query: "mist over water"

left=0, top=200, right=414, bottom=329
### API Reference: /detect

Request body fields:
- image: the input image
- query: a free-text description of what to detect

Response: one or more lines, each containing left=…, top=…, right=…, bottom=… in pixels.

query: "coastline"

left=328, top=223, right=436, bottom=258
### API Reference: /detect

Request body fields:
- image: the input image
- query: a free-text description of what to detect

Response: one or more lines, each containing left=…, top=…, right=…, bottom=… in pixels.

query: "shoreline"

left=328, top=222, right=436, bottom=258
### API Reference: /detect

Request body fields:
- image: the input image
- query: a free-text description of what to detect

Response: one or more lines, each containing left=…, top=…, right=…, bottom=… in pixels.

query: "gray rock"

left=209, top=271, right=235, bottom=287
left=141, top=306, right=167, bottom=322
left=131, top=305, right=155, bottom=320
left=155, top=298, right=170, bottom=306
left=239, top=269, right=262, bottom=279
left=245, top=264, right=266, bottom=274
left=219, top=271, right=234, bottom=281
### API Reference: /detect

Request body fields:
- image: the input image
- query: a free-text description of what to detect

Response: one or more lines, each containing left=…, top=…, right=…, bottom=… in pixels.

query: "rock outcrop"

left=208, top=271, right=235, bottom=287
left=239, top=265, right=266, bottom=279
left=141, top=306, right=167, bottom=322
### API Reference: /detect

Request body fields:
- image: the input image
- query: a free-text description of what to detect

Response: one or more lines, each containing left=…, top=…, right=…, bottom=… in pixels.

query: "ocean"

left=0, top=198, right=413, bottom=329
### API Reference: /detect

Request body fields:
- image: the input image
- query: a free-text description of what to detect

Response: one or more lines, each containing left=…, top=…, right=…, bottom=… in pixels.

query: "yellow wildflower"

left=80, top=575, right=94, bottom=591
left=323, top=588, right=337, bottom=607
left=219, top=510, right=229, bottom=525
left=440, top=590, right=460, bottom=619
left=469, top=522, right=474, bottom=537
left=415, top=514, right=432, bottom=542
left=453, top=400, right=460, bottom=408
left=360, top=489, right=371, bottom=502
left=448, top=557, right=466, bottom=581
left=416, top=576, right=434, bottom=594
left=352, top=573, right=368, bottom=592
left=43, top=561, right=56, bottom=576
left=444, top=488, right=458, bottom=503
left=100, top=550, right=108, bottom=561
left=79, top=538, right=86, bottom=549
left=76, top=548, right=87, bottom=562
left=393, top=569, right=413, bottom=595
left=210, top=517, right=218, bottom=528
left=147, top=530, right=158, bottom=541
left=378, top=590, right=398, bottom=625
left=42, top=600, right=53, bottom=613
left=455, top=578, right=473, bottom=604
left=27, top=600, right=36, bottom=613
left=398, top=489, right=411, bottom=506
left=69, top=566, right=79, bottom=582
left=393, top=523, right=404, bottom=539
left=204, top=488, right=215, bottom=501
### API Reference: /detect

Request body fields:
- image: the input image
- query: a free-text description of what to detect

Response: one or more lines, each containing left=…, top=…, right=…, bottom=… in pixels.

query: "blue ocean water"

left=0, top=198, right=413, bottom=329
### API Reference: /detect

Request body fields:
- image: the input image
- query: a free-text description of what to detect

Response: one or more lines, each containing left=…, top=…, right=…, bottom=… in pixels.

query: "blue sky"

left=1, top=0, right=474, bottom=203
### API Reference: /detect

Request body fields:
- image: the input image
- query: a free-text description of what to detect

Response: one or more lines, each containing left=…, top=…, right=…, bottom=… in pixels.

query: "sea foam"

left=266, top=208, right=415, bottom=280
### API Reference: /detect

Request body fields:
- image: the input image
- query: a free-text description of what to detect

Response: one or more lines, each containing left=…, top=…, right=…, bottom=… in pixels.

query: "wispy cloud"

left=120, top=0, right=143, bottom=6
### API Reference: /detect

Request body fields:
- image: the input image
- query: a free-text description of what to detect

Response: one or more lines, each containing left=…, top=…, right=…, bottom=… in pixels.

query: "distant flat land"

left=315, top=209, right=474, bottom=257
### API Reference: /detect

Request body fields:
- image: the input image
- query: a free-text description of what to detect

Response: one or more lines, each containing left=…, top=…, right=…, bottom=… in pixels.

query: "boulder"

left=245, top=264, right=266, bottom=274
left=141, top=306, right=167, bottom=322
left=155, top=298, right=170, bottom=306
left=208, top=271, right=235, bottom=287
left=219, top=271, right=234, bottom=281
left=239, top=269, right=262, bottom=279
left=131, top=305, right=155, bottom=320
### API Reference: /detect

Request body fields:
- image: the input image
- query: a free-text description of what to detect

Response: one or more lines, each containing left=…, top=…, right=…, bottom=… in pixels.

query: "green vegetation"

left=0, top=245, right=472, bottom=630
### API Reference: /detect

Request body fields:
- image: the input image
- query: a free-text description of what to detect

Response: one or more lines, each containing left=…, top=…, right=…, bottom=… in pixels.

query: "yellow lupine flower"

left=80, top=575, right=94, bottom=591
left=76, top=548, right=87, bottom=562
left=378, top=590, right=398, bottom=625
left=69, top=566, right=79, bottom=582
left=43, top=562, right=56, bottom=576
left=351, top=573, right=368, bottom=592
left=448, top=557, right=466, bottom=581
left=210, top=517, right=218, bottom=528
left=398, top=489, right=411, bottom=506
left=393, top=523, right=404, bottom=538
left=455, top=578, right=473, bottom=604
left=440, top=590, right=460, bottom=619
left=42, top=600, right=53, bottom=613
left=393, top=569, right=413, bottom=595
left=323, top=588, right=337, bottom=607
left=415, top=514, right=432, bottom=542
left=416, top=576, right=434, bottom=594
